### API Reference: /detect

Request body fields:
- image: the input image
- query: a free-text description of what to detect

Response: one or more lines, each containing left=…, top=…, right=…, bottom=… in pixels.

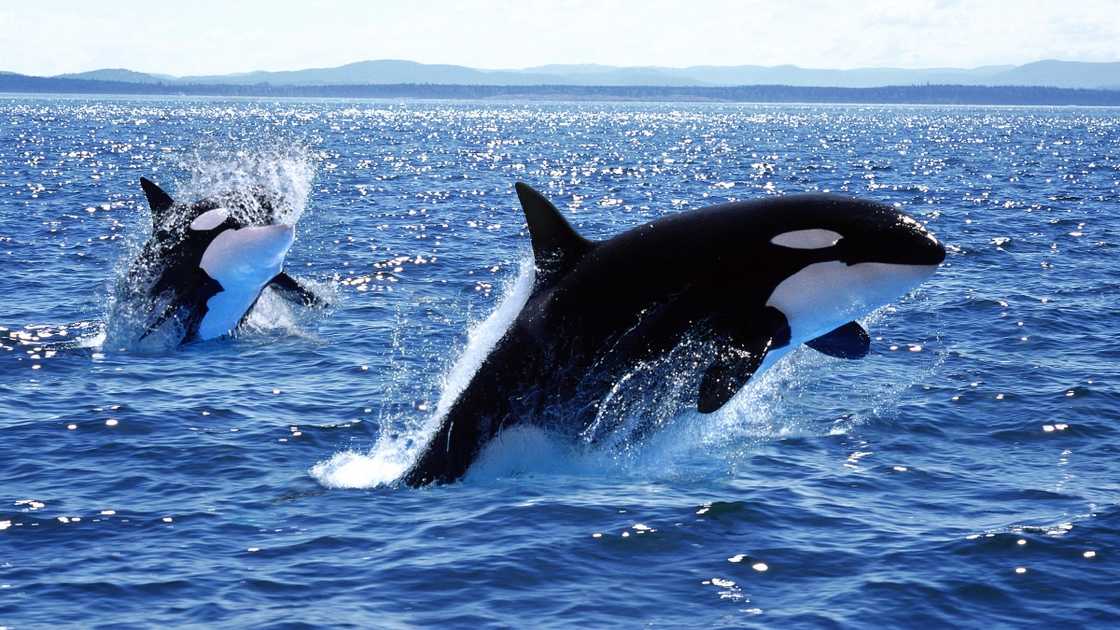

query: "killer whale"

left=402, top=184, right=945, bottom=486
left=126, top=177, right=322, bottom=345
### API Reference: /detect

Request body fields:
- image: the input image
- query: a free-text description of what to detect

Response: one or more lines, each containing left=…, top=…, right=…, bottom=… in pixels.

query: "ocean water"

left=1, top=96, right=1118, bottom=628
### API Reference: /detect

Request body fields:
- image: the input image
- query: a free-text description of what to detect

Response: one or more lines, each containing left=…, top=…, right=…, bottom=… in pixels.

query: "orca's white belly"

left=196, top=224, right=294, bottom=340
left=196, top=280, right=274, bottom=340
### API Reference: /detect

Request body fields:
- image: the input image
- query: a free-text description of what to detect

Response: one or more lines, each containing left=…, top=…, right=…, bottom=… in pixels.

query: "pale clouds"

left=1, top=0, right=1117, bottom=76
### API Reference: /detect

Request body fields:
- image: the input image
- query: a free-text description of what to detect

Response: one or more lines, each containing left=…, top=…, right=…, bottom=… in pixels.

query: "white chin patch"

left=771, top=229, right=842, bottom=249
left=195, top=224, right=295, bottom=340
left=766, top=261, right=938, bottom=343
left=190, top=207, right=230, bottom=231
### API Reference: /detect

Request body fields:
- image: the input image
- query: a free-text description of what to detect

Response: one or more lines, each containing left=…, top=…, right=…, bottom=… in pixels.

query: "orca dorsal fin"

left=515, top=182, right=592, bottom=281
left=140, top=177, right=175, bottom=226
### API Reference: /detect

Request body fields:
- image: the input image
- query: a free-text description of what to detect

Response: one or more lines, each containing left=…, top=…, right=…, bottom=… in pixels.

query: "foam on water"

left=308, top=436, right=417, bottom=490
left=466, top=425, right=609, bottom=482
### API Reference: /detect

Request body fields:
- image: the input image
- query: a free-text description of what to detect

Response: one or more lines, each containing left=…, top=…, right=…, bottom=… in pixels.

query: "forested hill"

left=2, top=73, right=1119, bottom=105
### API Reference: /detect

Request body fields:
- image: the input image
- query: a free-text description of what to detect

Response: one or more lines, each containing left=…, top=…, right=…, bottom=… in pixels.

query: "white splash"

left=310, top=438, right=414, bottom=490
left=309, top=260, right=536, bottom=489
left=178, top=145, right=317, bottom=225
left=237, top=283, right=309, bottom=341
left=465, top=425, right=617, bottom=483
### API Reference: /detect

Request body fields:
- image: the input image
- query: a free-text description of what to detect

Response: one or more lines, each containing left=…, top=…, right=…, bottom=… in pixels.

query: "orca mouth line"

left=832, top=232, right=946, bottom=267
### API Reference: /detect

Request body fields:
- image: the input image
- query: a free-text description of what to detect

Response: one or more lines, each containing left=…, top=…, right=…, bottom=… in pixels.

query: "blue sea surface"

left=1, top=97, right=1118, bottom=628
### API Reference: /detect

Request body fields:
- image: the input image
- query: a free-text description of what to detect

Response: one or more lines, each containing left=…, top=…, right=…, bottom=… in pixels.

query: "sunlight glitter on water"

left=3, top=99, right=1118, bottom=628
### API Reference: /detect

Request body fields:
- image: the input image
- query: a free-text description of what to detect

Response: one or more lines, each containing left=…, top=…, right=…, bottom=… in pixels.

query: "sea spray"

left=310, top=259, right=537, bottom=489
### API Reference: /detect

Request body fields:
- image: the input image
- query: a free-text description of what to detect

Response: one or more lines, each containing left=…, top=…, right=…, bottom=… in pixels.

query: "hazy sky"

left=2, top=0, right=1118, bottom=76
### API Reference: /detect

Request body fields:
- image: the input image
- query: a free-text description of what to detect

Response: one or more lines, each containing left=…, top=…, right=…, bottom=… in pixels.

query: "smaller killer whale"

left=403, top=184, right=946, bottom=486
left=127, top=177, right=323, bottom=344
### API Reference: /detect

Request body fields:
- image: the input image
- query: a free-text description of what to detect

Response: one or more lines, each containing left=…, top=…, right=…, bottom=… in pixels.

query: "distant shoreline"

left=1, top=74, right=1119, bottom=106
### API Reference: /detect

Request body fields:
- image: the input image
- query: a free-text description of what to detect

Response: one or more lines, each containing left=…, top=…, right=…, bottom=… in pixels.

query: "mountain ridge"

left=43, top=58, right=1120, bottom=89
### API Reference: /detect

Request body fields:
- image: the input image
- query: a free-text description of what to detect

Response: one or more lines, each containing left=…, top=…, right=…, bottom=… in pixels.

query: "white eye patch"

left=189, top=207, right=230, bottom=231
left=770, top=229, right=842, bottom=249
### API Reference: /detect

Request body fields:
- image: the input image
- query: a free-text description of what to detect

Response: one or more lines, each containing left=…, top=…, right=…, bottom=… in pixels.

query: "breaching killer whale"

left=402, top=184, right=946, bottom=486
left=128, top=177, right=323, bottom=344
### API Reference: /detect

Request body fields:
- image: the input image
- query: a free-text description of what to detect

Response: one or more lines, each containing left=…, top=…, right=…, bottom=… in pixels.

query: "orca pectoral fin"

left=268, top=272, right=325, bottom=307
left=806, top=321, right=870, bottom=359
left=697, top=307, right=791, bottom=413
left=698, top=345, right=768, bottom=413
left=141, top=270, right=222, bottom=344
left=139, top=302, right=177, bottom=341
left=139, top=295, right=200, bottom=343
